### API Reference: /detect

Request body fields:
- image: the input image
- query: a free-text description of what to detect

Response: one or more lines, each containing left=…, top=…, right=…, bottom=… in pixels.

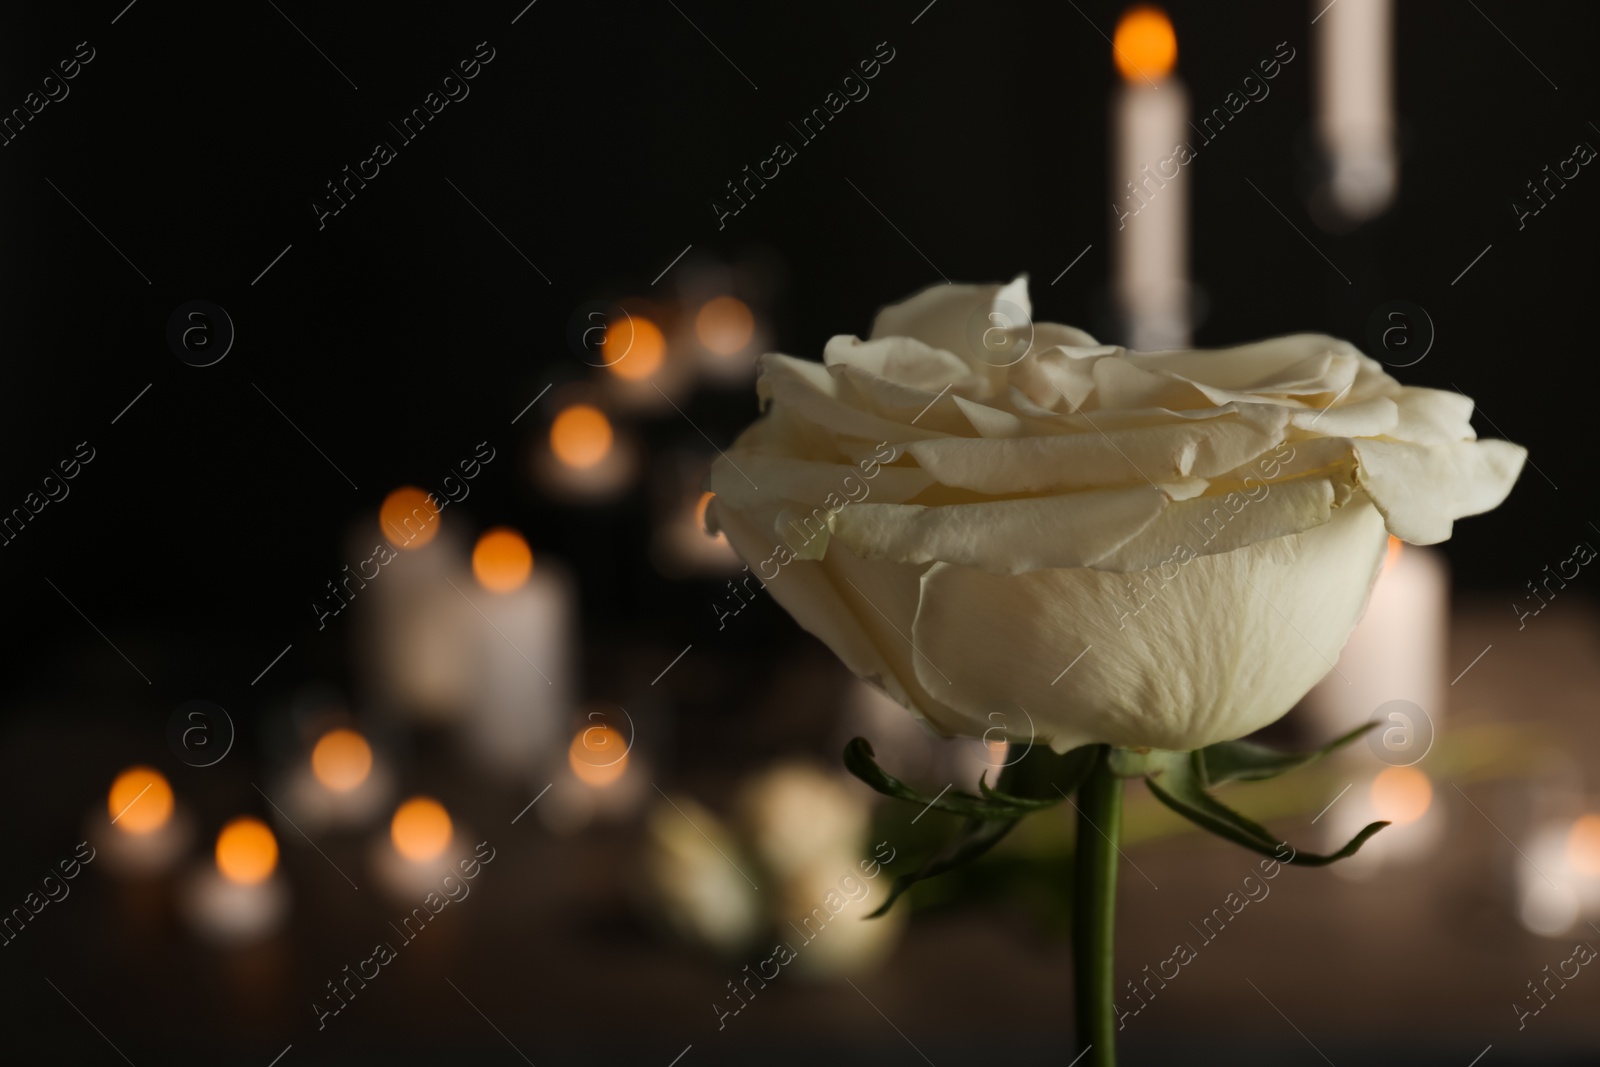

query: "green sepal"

left=1145, top=750, right=1387, bottom=866
left=1197, top=721, right=1376, bottom=787
left=856, top=741, right=1099, bottom=917
left=978, top=742, right=1100, bottom=809
left=844, top=738, right=1055, bottom=821
left=867, top=817, right=1019, bottom=918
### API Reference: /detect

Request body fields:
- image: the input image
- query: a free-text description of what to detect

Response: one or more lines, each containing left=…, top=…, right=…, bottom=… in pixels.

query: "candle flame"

left=1370, top=766, right=1432, bottom=826
left=391, top=797, right=453, bottom=862
left=550, top=404, right=614, bottom=470
left=1569, top=814, right=1600, bottom=877
left=1113, top=5, right=1177, bottom=82
left=472, top=527, right=534, bottom=593
left=216, top=817, right=278, bottom=885
left=312, top=729, right=373, bottom=793
left=381, top=487, right=442, bottom=550
left=695, top=296, right=755, bottom=356
left=108, top=766, right=174, bottom=835
left=1384, top=534, right=1404, bottom=572
left=569, top=724, right=629, bottom=787
left=605, top=315, right=665, bottom=380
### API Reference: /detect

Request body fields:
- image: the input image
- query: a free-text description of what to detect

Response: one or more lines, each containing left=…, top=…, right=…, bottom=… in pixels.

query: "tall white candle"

left=464, top=528, right=572, bottom=775
left=361, top=492, right=476, bottom=724
left=1304, top=537, right=1447, bottom=749
left=1315, top=0, right=1396, bottom=222
left=1111, top=5, right=1189, bottom=352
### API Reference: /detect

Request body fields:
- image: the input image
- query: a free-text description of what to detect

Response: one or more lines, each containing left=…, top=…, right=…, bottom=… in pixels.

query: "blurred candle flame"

left=391, top=796, right=453, bottom=862
left=569, top=724, right=629, bottom=787
left=109, top=766, right=174, bottom=835
left=381, top=487, right=442, bottom=550
left=1113, top=6, right=1177, bottom=82
left=605, top=315, right=665, bottom=381
left=473, top=527, right=534, bottom=593
left=311, top=729, right=373, bottom=793
left=550, top=405, right=614, bottom=470
left=216, top=816, right=278, bottom=885
left=1370, top=766, right=1432, bottom=826
left=695, top=297, right=755, bottom=356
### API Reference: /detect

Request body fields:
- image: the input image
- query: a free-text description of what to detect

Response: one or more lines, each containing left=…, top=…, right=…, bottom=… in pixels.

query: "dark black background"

left=0, top=0, right=1590, bottom=1061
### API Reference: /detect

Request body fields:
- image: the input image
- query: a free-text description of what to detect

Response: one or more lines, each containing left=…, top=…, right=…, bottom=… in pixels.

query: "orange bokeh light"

left=550, top=405, right=614, bottom=470
left=380, top=487, right=441, bottom=550
left=1113, top=5, right=1177, bottom=82
left=1568, top=814, right=1600, bottom=876
left=1385, top=535, right=1404, bottom=572
left=216, top=817, right=279, bottom=885
left=694, top=490, right=727, bottom=544
left=569, top=724, right=629, bottom=787
left=472, top=527, right=534, bottom=593
left=391, top=797, right=453, bottom=862
left=108, top=766, right=174, bottom=835
left=604, top=315, right=665, bottom=381
left=311, top=729, right=373, bottom=793
left=695, top=296, right=755, bottom=356
left=1371, top=766, right=1433, bottom=826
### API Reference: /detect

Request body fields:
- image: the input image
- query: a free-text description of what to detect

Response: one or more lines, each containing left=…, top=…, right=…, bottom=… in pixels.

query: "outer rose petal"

left=708, top=493, right=964, bottom=736
left=908, top=498, right=1390, bottom=751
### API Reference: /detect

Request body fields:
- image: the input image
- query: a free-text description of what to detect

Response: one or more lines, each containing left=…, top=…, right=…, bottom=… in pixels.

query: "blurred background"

left=0, top=0, right=1596, bottom=1062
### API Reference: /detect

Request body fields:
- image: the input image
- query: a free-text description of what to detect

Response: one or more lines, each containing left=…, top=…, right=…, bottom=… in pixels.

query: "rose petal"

left=1354, top=437, right=1528, bottom=543
left=908, top=500, right=1389, bottom=751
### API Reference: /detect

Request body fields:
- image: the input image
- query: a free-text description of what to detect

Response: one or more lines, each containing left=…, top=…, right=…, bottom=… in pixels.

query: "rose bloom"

left=707, top=278, right=1525, bottom=753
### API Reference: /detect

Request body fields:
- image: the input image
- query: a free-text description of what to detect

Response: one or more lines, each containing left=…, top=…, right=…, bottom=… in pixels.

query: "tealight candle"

left=371, top=796, right=468, bottom=896
left=540, top=717, right=647, bottom=834
left=652, top=489, right=741, bottom=577
left=279, top=727, right=395, bottom=832
left=92, top=765, right=192, bottom=876
left=602, top=311, right=698, bottom=410
left=463, top=528, right=572, bottom=775
left=183, top=817, right=289, bottom=944
left=533, top=402, right=638, bottom=502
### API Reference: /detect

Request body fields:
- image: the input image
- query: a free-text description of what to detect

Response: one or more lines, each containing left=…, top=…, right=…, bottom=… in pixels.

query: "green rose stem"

left=1071, top=744, right=1121, bottom=1066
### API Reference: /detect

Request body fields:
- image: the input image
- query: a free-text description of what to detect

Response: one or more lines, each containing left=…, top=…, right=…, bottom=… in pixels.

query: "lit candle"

left=653, top=489, right=741, bottom=577
left=372, top=796, right=466, bottom=896
left=183, top=817, right=288, bottom=944
left=463, top=528, right=572, bottom=775
left=1111, top=5, right=1189, bottom=351
left=362, top=489, right=476, bottom=723
left=601, top=309, right=701, bottom=410
left=1314, top=0, right=1395, bottom=223
left=539, top=713, right=646, bottom=833
left=280, top=727, right=395, bottom=832
left=533, top=401, right=638, bottom=502
left=1324, top=764, right=1443, bottom=879
left=1303, top=537, right=1448, bottom=746
left=694, top=295, right=759, bottom=382
left=1515, top=816, right=1600, bottom=937
left=93, top=766, right=191, bottom=876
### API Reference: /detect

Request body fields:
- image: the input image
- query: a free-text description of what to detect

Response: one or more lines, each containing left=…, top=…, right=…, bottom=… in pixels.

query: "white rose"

left=708, top=277, right=1526, bottom=753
